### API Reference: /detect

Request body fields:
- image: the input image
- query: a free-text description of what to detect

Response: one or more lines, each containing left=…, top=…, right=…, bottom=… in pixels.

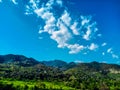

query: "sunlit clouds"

left=8, top=0, right=120, bottom=58
left=24, top=0, right=101, bottom=54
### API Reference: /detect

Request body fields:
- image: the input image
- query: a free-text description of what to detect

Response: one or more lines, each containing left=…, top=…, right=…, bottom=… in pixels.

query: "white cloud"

left=70, top=22, right=80, bottom=35
left=35, top=6, right=85, bottom=54
left=0, top=0, right=2, bottom=3
left=112, top=54, right=119, bottom=59
left=89, top=43, right=98, bottom=51
left=43, top=12, right=55, bottom=21
left=46, top=0, right=54, bottom=8
left=102, top=42, right=107, bottom=47
left=102, top=52, right=105, bottom=56
left=34, top=7, right=46, bottom=17
left=29, top=0, right=38, bottom=9
left=24, top=0, right=100, bottom=54
left=74, top=60, right=83, bottom=63
left=97, top=34, right=102, bottom=37
left=35, top=1, right=99, bottom=54
left=80, top=16, right=98, bottom=41
left=106, top=47, right=119, bottom=59
left=35, top=6, right=56, bottom=34
left=51, top=21, right=71, bottom=48
left=56, top=0, right=63, bottom=6
left=25, top=6, right=31, bottom=15
left=25, top=0, right=40, bottom=15
left=83, top=28, right=91, bottom=40
left=46, top=0, right=63, bottom=8
left=34, top=1, right=72, bottom=51
left=61, top=10, right=71, bottom=26
left=81, top=15, right=91, bottom=26
left=11, top=0, right=18, bottom=5
left=67, top=44, right=85, bottom=54
left=107, top=48, right=112, bottom=53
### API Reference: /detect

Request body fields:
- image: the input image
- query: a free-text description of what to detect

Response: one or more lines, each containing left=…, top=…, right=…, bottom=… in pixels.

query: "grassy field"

left=0, top=79, right=75, bottom=90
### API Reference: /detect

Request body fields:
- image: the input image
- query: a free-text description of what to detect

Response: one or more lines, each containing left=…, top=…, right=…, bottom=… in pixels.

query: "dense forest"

left=1, top=54, right=120, bottom=90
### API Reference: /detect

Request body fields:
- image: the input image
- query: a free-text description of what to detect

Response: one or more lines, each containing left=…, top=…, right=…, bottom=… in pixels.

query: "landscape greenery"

left=0, top=54, right=120, bottom=90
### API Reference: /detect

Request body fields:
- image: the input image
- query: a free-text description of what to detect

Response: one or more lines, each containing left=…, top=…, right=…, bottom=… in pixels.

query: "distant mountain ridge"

left=42, top=60, right=120, bottom=73
left=0, top=54, right=40, bottom=66
left=41, top=60, right=76, bottom=70
left=0, top=54, right=120, bottom=72
left=66, top=61, right=120, bottom=75
left=41, top=60, right=67, bottom=69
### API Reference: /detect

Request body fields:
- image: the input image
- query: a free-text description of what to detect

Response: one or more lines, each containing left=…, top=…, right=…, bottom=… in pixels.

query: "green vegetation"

left=0, top=79, right=74, bottom=90
left=1, top=54, right=120, bottom=90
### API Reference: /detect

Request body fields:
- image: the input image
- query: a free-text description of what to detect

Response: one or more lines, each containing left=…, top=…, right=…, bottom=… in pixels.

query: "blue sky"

left=0, top=0, right=120, bottom=64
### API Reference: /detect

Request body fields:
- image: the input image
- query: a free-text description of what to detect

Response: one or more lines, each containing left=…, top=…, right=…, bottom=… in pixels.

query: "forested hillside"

left=1, top=54, right=120, bottom=90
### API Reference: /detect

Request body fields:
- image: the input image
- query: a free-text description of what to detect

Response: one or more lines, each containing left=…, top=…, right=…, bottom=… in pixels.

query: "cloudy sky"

left=0, top=0, right=120, bottom=64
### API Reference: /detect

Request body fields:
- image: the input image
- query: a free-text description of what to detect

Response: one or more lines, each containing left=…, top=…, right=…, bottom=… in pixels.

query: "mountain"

left=0, top=54, right=40, bottom=66
left=41, top=60, right=77, bottom=70
left=1, top=54, right=119, bottom=72
left=1, top=54, right=120, bottom=89
left=41, top=60, right=67, bottom=68
left=77, top=61, right=120, bottom=72
left=1, top=54, right=120, bottom=72
left=41, top=60, right=120, bottom=73
left=64, top=61, right=120, bottom=76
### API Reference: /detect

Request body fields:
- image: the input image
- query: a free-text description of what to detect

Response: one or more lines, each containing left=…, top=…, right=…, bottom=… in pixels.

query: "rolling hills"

left=1, top=54, right=120, bottom=89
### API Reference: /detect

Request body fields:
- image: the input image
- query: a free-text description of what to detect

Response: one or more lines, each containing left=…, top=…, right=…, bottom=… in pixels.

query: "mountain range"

left=1, top=54, right=120, bottom=89
left=1, top=54, right=120, bottom=73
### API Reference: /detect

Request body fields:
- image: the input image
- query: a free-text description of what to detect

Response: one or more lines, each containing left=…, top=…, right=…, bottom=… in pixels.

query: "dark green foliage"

left=0, top=83, right=15, bottom=90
